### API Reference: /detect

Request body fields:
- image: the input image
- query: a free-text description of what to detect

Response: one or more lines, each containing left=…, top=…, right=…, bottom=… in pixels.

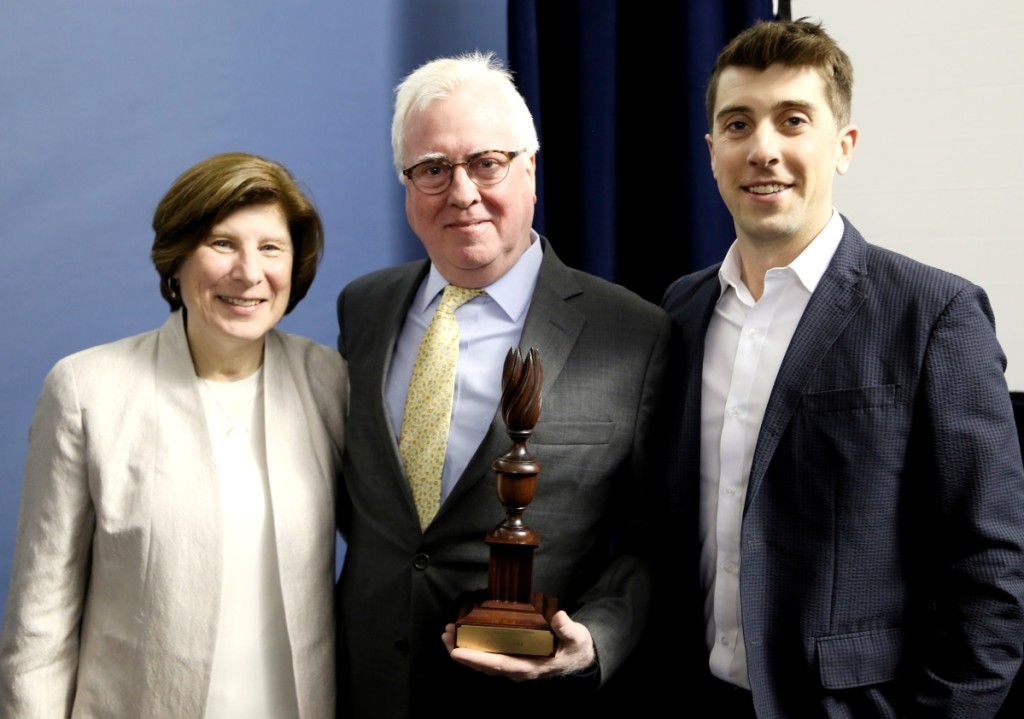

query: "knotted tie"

left=400, top=284, right=484, bottom=531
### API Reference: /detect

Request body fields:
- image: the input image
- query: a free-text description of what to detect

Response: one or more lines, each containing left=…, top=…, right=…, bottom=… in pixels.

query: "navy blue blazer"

left=662, top=218, right=1024, bottom=717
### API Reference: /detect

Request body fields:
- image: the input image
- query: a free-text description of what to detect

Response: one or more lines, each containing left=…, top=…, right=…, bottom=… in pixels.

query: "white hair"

left=390, top=50, right=540, bottom=180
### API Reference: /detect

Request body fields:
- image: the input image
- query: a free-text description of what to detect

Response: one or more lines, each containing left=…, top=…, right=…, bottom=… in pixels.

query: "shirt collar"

left=717, top=209, right=845, bottom=298
left=788, top=210, right=844, bottom=293
left=417, top=230, right=542, bottom=322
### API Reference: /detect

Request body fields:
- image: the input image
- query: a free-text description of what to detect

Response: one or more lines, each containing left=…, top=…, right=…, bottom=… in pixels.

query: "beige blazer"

left=0, top=311, right=347, bottom=718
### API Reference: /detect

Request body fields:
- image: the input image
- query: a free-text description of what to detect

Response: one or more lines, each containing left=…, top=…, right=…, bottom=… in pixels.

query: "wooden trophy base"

left=455, top=590, right=558, bottom=657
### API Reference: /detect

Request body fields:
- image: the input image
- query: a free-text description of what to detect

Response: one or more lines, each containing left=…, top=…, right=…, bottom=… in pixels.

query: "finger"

left=452, top=648, right=538, bottom=676
left=549, top=610, right=573, bottom=637
left=550, top=612, right=588, bottom=648
left=441, top=628, right=456, bottom=653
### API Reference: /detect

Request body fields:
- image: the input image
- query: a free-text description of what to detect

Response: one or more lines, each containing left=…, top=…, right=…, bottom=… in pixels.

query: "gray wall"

left=0, top=0, right=506, bottom=619
left=791, top=0, right=1024, bottom=389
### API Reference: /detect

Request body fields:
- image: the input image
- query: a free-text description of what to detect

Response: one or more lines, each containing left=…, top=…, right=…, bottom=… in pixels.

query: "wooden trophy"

left=454, top=347, right=557, bottom=657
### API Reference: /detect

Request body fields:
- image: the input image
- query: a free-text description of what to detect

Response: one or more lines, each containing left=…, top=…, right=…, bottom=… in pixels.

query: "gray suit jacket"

left=336, top=239, right=671, bottom=717
left=662, top=218, right=1024, bottom=718
left=0, top=311, right=346, bottom=718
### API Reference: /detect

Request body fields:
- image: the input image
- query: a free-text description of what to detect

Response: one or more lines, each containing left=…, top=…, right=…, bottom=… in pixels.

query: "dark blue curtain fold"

left=508, top=0, right=773, bottom=303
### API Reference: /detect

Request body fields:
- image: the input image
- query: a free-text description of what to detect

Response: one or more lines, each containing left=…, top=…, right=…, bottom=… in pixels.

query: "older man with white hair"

left=334, top=51, right=671, bottom=717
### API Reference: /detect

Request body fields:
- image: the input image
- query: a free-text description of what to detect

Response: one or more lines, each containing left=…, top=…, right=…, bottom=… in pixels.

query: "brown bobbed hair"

left=151, top=152, right=324, bottom=314
left=706, top=18, right=854, bottom=132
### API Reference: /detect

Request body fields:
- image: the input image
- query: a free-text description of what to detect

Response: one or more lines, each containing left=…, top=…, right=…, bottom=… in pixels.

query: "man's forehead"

left=411, top=84, right=510, bottom=124
left=403, top=88, right=518, bottom=156
left=714, top=64, right=828, bottom=112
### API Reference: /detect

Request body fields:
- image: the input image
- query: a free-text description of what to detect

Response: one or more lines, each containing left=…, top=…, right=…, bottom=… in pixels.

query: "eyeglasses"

left=402, top=149, right=528, bottom=195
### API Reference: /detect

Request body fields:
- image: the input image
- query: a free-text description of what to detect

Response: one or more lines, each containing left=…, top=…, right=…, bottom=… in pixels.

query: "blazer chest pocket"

left=530, top=419, right=614, bottom=446
left=802, top=384, right=898, bottom=413
left=525, top=419, right=616, bottom=494
left=816, top=627, right=903, bottom=689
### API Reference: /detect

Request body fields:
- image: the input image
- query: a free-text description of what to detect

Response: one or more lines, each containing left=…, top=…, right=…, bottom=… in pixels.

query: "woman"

left=0, top=153, right=346, bottom=718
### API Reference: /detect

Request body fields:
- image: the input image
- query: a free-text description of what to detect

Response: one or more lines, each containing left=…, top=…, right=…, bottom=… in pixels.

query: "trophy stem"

left=485, top=534, right=537, bottom=605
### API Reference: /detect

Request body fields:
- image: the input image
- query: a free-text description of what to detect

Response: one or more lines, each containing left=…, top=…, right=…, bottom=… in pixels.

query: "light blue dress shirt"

left=385, top=232, right=543, bottom=502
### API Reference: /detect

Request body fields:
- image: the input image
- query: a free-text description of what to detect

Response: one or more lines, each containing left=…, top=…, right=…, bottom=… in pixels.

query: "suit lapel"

left=359, top=262, right=431, bottom=523
left=516, top=242, right=586, bottom=400
left=441, top=240, right=585, bottom=511
left=366, top=264, right=428, bottom=408
left=745, top=222, right=869, bottom=506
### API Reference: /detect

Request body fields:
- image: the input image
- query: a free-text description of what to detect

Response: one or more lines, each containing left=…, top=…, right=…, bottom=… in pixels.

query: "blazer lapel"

left=148, top=311, right=221, bottom=659
left=152, top=311, right=220, bottom=542
left=665, top=269, right=721, bottom=512
left=263, top=330, right=327, bottom=527
left=745, top=222, right=869, bottom=506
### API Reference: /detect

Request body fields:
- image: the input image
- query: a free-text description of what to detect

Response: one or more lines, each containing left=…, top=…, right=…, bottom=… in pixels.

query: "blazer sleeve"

left=913, top=283, right=1024, bottom=715
left=569, top=311, right=673, bottom=683
left=0, top=359, right=95, bottom=716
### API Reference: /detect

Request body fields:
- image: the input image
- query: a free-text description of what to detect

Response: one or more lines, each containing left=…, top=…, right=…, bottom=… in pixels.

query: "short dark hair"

left=151, top=152, right=324, bottom=314
left=706, top=19, right=854, bottom=131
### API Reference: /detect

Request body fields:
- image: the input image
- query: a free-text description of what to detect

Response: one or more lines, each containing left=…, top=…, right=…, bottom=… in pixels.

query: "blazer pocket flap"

left=816, top=627, right=903, bottom=689
left=802, top=384, right=898, bottom=413
left=530, top=419, right=614, bottom=446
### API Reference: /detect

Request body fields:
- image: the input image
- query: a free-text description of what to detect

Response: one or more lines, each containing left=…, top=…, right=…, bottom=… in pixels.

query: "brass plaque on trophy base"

left=456, top=591, right=558, bottom=657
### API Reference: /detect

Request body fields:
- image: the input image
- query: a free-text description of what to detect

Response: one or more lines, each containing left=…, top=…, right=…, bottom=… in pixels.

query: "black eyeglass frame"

left=401, top=148, right=528, bottom=195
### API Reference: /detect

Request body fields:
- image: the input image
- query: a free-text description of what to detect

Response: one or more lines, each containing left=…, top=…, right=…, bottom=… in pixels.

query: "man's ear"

left=525, top=152, right=537, bottom=191
left=835, top=124, right=858, bottom=176
left=706, top=133, right=717, bottom=179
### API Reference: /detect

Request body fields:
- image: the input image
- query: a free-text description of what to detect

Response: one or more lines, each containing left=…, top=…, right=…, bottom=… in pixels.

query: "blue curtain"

left=508, top=0, right=774, bottom=303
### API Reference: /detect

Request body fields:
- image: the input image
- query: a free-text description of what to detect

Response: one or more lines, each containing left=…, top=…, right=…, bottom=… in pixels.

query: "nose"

left=447, top=163, right=481, bottom=208
left=747, top=125, right=780, bottom=168
left=232, top=248, right=263, bottom=286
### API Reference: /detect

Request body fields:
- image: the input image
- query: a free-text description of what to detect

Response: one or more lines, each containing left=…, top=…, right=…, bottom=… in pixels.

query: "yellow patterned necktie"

left=400, top=284, right=484, bottom=531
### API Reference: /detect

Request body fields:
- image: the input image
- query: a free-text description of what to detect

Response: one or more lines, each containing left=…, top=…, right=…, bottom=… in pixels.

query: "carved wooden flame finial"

left=500, top=347, right=543, bottom=433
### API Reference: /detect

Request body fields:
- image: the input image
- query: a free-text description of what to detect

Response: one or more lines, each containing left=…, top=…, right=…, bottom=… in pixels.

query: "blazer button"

left=394, top=638, right=409, bottom=655
left=413, top=553, right=430, bottom=570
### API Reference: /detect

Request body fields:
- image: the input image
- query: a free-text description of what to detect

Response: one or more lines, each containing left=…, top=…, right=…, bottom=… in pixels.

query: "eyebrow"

left=207, top=227, right=293, bottom=245
left=406, top=148, right=498, bottom=165
left=407, top=151, right=448, bottom=165
left=715, top=99, right=818, bottom=122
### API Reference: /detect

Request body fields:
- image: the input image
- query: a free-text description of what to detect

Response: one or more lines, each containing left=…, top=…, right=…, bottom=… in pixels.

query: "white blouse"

left=198, top=368, right=299, bottom=719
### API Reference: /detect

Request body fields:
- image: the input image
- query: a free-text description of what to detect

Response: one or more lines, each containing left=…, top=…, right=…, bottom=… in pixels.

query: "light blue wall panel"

left=0, top=0, right=506, bottom=620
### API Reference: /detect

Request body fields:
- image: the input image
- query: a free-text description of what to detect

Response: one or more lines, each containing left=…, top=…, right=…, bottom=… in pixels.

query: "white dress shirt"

left=386, top=232, right=542, bottom=502
left=701, top=211, right=845, bottom=688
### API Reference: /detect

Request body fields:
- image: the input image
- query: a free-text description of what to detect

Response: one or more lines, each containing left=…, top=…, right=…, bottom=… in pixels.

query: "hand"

left=441, top=610, right=596, bottom=682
